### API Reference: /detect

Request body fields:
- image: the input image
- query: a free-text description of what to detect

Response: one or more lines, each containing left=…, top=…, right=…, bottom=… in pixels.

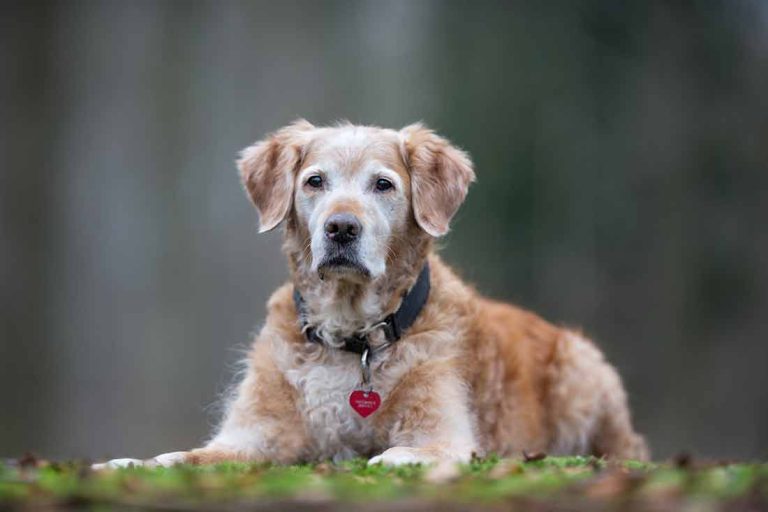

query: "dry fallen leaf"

left=673, top=451, right=692, bottom=469
left=522, top=451, right=547, bottom=463
left=18, top=452, right=42, bottom=469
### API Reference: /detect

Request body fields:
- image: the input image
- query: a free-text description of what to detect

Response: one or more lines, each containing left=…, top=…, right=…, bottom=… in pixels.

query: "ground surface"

left=1, top=454, right=766, bottom=511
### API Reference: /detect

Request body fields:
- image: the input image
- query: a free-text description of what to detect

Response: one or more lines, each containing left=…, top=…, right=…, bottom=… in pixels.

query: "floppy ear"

left=400, top=123, right=476, bottom=237
left=238, top=119, right=314, bottom=233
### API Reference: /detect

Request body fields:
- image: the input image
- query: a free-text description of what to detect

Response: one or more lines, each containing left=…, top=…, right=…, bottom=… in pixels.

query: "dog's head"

left=238, top=120, right=475, bottom=282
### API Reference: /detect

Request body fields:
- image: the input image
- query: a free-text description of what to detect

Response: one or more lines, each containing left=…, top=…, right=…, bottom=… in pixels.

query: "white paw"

left=147, top=451, right=188, bottom=467
left=91, top=451, right=188, bottom=470
left=91, top=458, right=144, bottom=470
left=368, top=447, right=436, bottom=466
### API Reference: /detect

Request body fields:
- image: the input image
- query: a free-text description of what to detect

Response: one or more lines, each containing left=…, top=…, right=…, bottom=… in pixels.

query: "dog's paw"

left=91, top=458, right=144, bottom=470
left=91, top=451, right=189, bottom=470
left=368, top=446, right=437, bottom=466
left=146, top=451, right=189, bottom=467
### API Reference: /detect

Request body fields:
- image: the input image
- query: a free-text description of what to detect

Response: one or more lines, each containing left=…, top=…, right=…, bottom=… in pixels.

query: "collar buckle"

left=342, top=333, right=370, bottom=355
left=379, top=314, right=400, bottom=343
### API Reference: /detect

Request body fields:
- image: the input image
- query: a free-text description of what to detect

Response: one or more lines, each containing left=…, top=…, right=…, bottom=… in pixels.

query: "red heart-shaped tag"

left=349, top=390, right=381, bottom=418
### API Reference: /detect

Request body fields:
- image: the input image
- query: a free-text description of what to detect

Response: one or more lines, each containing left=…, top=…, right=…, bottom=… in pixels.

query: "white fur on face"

left=294, top=158, right=408, bottom=280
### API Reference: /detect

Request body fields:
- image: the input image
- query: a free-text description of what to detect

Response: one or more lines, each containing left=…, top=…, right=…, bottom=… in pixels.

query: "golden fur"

left=94, top=121, right=648, bottom=469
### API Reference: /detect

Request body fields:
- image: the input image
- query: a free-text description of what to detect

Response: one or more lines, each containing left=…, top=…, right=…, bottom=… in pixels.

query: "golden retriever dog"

left=95, top=120, right=648, bottom=469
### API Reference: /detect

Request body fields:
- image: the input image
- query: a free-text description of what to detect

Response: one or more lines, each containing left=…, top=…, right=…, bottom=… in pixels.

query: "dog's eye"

left=374, top=178, right=394, bottom=192
left=306, top=175, right=324, bottom=189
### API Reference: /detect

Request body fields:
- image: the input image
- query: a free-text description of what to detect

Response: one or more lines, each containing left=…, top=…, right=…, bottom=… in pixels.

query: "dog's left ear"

left=400, top=123, right=476, bottom=237
left=238, top=119, right=314, bottom=232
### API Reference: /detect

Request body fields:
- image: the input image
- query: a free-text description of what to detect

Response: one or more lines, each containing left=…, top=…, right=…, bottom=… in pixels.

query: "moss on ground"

left=1, top=455, right=766, bottom=511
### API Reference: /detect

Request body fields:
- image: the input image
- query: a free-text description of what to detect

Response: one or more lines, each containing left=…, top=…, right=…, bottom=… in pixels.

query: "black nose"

left=324, top=213, right=362, bottom=244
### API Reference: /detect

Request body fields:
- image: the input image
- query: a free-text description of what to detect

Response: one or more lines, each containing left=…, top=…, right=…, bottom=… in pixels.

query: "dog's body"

left=96, top=121, right=647, bottom=468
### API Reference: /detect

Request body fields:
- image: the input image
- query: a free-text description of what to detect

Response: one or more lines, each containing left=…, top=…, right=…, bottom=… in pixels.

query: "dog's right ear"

left=237, top=119, right=314, bottom=233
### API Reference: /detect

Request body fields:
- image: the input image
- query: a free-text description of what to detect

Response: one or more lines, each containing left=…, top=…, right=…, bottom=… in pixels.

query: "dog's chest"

left=283, top=351, right=389, bottom=461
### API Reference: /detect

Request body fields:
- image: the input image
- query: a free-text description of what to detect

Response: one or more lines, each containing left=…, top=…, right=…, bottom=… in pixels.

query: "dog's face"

left=238, top=121, right=475, bottom=281
left=293, top=129, right=411, bottom=280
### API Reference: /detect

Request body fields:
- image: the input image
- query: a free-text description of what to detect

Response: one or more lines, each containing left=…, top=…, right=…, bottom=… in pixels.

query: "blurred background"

left=1, top=0, right=767, bottom=461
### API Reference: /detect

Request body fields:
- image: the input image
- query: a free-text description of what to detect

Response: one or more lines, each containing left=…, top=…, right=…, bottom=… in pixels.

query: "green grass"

left=1, top=455, right=766, bottom=511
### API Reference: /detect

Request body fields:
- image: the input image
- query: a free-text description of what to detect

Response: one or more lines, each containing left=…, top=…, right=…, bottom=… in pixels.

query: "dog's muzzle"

left=316, top=212, right=369, bottom=276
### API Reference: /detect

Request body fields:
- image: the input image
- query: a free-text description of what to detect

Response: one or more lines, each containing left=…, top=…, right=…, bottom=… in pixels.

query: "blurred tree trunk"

left=0, top=2, right=57, bottom=455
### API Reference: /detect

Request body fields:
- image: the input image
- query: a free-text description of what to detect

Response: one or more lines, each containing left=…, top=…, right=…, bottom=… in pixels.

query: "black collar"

left=292, top=262, right=431, bottom=355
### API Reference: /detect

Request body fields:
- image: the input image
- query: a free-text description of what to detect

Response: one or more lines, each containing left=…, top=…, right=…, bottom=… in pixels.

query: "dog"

left=95, top=120, right=648, bottom=469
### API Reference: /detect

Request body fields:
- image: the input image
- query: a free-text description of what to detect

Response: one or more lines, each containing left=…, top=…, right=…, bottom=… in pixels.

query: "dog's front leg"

left=93, top=345, right=307, bottom=469
left=369, top=364, right=478, bottom=466
left=177, top=357, right=309, bottom=466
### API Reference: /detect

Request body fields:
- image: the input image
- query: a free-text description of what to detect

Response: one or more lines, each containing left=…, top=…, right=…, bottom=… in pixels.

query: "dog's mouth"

left=317, top=250, right=371, bottom=280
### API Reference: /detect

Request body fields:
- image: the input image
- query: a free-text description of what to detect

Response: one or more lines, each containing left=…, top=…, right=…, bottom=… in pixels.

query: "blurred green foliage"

left=1, top=456, right=766, bottom=510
